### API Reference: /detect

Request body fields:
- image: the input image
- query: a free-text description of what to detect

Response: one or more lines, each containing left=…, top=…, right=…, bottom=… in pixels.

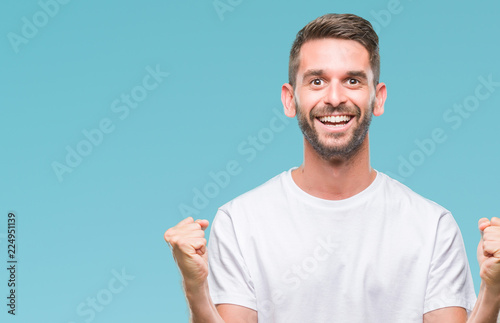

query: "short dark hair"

left=288, top=13, right=380, bottom=88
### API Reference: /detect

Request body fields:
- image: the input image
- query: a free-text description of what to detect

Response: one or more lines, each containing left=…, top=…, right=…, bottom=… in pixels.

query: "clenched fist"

left=477, top=217, right=500, bottom=290
left=164, top=217, right=210, bottom=286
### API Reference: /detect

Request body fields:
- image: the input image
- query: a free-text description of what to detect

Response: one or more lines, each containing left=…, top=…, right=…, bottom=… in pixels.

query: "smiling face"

left=282, top=38, right=386, bottom=161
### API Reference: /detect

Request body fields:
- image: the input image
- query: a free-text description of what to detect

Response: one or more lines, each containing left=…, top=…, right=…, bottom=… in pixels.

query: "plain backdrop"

left=1, top=0, right=499, bottom=322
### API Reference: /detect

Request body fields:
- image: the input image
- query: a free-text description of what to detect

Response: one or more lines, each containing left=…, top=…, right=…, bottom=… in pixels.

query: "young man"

left=164, top=14, right=500, bottom=322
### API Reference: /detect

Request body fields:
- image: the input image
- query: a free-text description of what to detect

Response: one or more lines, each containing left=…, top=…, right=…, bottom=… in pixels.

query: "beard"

left=296, top=99, right=374, bottom=161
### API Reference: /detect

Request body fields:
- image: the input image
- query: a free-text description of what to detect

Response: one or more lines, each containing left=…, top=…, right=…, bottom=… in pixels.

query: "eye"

left=347, top=78, right=359, bottom=85
left=311, top=78, right=324, bottom=86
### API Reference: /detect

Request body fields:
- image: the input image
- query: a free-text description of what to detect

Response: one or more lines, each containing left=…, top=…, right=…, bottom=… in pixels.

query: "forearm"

left=184, top=279, right=225, bottom=323
left=467, top=283, right=500, bottom=323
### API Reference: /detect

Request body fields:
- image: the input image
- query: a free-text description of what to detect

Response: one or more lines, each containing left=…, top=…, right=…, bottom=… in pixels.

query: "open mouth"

left=317, top=115, right=353, bottom=128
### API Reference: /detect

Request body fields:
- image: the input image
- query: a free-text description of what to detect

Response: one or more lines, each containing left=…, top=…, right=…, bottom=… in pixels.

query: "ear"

left=281, top=83, right=296, bottom=118
left=373, top=82, right=387, bottom=117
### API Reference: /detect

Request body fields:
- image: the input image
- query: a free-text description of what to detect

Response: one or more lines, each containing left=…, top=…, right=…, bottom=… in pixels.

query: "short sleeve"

left=207, top=208, right=257, bottom=311
left=424, top=212, right=477, bottom=314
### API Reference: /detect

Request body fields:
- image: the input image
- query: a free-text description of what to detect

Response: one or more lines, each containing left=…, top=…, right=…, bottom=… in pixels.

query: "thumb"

left=196, top=244, right=209, bottom=262
left=479, top=218, right=491, bottom=238
left=195, top=219, right=210, bottom=231
left=196, top=244, right=207, bottom=256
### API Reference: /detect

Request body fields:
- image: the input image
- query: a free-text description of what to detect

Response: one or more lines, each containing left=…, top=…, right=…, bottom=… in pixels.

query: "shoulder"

left=210, top=170, right=290, bottom=239
left=219, top=169, right=289, bottom=213
left=377, top=173, right=464, bottom=249
left=377, top=171, right=451, bottom=218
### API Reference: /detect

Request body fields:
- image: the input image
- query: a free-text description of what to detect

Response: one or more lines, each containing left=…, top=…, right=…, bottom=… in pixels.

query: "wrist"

left=481, top=282, right=500, bottom=306
left=183, top=279, right=222, bottom=322
left=184, top=279, right=210, bottom=301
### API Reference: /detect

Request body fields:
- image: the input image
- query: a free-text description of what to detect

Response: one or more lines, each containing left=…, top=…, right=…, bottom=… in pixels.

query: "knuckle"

left=167, top=236, right=180, bottom=246
left=164, top=228, right=176, bottom=241
left=479, top=267, right=487, bottom=279
left=483, top=241, right=493, bottom=252
left=178, top=240, right=191, bottom=250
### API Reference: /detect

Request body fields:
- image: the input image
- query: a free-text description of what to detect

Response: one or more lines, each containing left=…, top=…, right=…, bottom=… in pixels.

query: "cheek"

left=297, top=86, right=322, bottom=100
left=353, top=96, right=374, bottom=114
left=298, top=92, right=324, bottom=111
left=351, top=91, right=371, bottom=105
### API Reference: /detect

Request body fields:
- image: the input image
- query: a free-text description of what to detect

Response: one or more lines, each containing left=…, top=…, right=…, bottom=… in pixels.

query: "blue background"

left=1, top=0, right=499, bottom=322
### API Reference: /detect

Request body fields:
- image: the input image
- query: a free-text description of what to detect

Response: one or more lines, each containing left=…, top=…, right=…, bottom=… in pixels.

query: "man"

left=164, top=14, right=500, bottom=322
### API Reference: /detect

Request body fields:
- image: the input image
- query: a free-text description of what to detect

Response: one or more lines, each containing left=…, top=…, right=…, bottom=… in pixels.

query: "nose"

left=323, top=81, right=347, bottom=107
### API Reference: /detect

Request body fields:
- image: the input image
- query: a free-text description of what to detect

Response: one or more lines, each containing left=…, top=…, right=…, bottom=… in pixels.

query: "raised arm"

left=467, top=217, right=500, bottom=323
left=164, top=217, right=257, bottom=323
left=424, top=217, right=500, bottom=323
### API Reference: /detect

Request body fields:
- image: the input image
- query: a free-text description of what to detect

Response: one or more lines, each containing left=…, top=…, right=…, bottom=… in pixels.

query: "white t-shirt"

left=207, top=169, right=477, bottom=322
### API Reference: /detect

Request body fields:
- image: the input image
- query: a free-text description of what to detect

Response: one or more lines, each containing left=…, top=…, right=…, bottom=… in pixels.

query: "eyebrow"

left=346, top=70, right=368, bottom=80
left=302, top=69, right=324, bottom=82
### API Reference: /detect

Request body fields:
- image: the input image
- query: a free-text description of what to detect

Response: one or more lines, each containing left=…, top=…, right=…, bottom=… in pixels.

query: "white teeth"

left=318, top=115, right=352, bottom=123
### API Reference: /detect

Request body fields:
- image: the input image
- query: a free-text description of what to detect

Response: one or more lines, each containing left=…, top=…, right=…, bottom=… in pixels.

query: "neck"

left=292, top=136, right=376, bottom=200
